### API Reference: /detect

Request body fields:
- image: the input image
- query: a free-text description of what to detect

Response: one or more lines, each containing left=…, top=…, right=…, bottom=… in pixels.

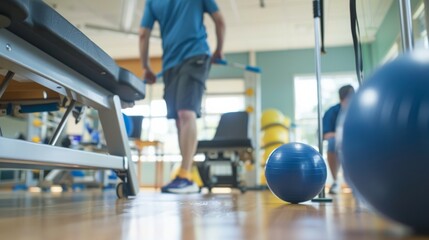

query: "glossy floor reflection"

left=0, top=189, right=426, bottom=240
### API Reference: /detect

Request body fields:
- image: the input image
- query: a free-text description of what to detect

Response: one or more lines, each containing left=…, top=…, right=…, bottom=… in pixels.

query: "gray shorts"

left=163, top=54, right=211, bottom=119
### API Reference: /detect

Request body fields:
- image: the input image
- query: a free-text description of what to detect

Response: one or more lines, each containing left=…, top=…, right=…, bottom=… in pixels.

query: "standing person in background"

left=139, top=0, right=225, bottom=194
left=322, top=85, right=355, bottom=194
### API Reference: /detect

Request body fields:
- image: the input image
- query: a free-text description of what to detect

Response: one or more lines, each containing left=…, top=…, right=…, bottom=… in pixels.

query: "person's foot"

left=161, top=177, right=199, bottom=194
left=329, top=182, right=339, bottom=194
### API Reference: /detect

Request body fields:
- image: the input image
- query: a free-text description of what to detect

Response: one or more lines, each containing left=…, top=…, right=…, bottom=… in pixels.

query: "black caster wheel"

left=116, top=182, right=129, bottom=199
left=238, top=182, right=247, bottom=194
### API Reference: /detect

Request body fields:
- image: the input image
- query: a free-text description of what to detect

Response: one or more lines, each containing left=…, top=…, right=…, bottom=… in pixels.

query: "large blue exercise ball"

left=342, top=51, right=429, bottom=231
left=265, top=142, right=327, bottom=203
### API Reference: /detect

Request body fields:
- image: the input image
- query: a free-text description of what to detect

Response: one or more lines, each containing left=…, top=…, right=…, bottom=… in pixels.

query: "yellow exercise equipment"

left=262, top=143, right=283, bottom=164
left=32, top=118, right=43, bottom=127
left=31, top=136, right=41, bottom=143
left=283, top=116, right=292, bottom=128
left=245, top=88, right=254, bottom=96
left=261, top=109, right=285, bottom=129
left=245, top=106, right=254, bottom=113
left=260, top=170, right=267, bottom=186
left=244, top=161, right=255, bottom=171
left=261, top=125, right=289, bottom=147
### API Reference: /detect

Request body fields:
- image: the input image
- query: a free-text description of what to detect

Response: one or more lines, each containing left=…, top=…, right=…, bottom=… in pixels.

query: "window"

left=413, top=2, right=428, bottom=50
left=122, top=79, right=246, bottom=160
left=294, top=74, right=359, bottom=149
left=384, top=1, right=428, bottom=61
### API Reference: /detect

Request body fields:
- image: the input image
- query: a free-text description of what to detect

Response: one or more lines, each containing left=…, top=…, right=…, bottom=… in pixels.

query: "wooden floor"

left=0, top=189, right=427, bottom=240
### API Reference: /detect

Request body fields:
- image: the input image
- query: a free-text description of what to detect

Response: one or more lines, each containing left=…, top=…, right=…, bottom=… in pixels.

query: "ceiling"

left=44, top=0, right=393, bottom=59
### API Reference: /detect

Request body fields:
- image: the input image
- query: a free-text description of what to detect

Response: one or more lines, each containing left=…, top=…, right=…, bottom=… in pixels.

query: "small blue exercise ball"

left=265, top=142, right=327, bottom=204
left=342, top=51, right=429, bottom=231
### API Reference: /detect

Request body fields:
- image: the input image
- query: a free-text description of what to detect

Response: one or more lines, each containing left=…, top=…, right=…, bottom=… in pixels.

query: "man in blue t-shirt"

left=322, top=85, right=354, bottom=194
left=139, top=0, right=225, bottom=194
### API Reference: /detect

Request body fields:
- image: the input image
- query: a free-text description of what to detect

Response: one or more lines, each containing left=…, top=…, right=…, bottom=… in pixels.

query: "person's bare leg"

left=161, top=110, right=199, bottom=193
left=327, top=152, right=339, bottom=181
left=176, top=110, right=197, bottom=178
left=327, top=151, right=341, bottom=194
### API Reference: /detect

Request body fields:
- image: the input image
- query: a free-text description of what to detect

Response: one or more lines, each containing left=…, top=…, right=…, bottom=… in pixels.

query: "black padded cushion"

left=197, top=139, right=252, bottom=149
left=0, top=0, right=145, bottom=102
left=197, top=111, right=254, bottom=150
left=0, top=0, right=29, bottom=23
left=30, top=2, right=121, bottom=94
left=213, top=111, right=249, bottom=139
left=119, top=68, right=145, bottom=101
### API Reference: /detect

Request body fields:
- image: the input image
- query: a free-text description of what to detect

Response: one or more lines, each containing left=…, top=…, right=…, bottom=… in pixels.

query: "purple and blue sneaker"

left=161, top=177, right=199, bottom=194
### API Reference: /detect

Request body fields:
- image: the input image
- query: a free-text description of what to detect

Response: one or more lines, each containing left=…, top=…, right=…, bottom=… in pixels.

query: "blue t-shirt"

left=322, top=103, right=341, bottom=135
left=141, top=0, right=219, bottom=71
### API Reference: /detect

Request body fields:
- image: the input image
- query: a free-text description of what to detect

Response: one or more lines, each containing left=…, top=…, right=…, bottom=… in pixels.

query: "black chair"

left=196, top=111, right=253, bottom=193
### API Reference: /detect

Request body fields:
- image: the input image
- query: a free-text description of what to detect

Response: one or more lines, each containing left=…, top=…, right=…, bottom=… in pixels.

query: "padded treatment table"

left=0, top=0, right=145, bottom=197
left=196, top=112, right=253, bottom=193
